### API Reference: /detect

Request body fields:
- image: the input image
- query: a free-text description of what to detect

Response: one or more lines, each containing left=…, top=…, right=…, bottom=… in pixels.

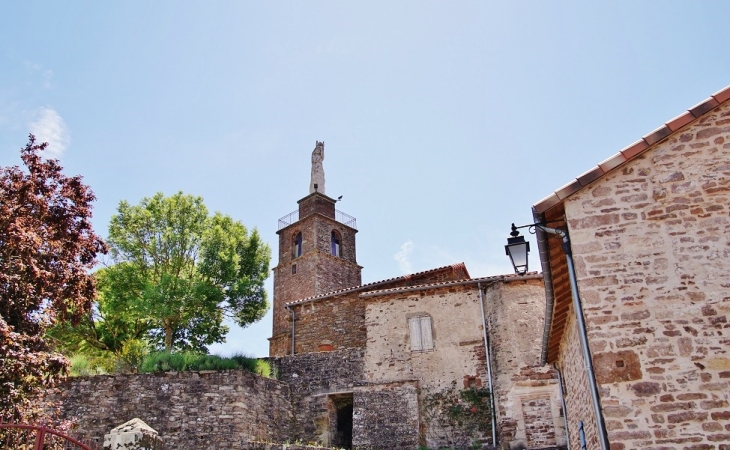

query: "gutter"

left=532, top=207, right=556, bottom=365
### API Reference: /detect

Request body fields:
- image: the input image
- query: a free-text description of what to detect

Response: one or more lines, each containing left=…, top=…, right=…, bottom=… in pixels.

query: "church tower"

left=269, top=142, right=362, bottom=356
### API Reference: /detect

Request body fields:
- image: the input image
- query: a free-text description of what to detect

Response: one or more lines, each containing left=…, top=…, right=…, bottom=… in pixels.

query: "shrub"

left=69, top=354, right=107, bottom=376
left=139, top=351, right=270, bottom=376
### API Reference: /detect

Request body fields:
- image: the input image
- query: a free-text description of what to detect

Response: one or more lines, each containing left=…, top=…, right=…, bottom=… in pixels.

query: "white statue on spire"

left=310, top=141, right=325, bottom=195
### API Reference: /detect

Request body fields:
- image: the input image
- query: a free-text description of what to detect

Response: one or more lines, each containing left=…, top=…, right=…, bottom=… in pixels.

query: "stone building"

left=58, top=141, right=573, bottom=450
left=532, top=84, right=730, bottom=449
left=268, top=143, right=568, bottom=449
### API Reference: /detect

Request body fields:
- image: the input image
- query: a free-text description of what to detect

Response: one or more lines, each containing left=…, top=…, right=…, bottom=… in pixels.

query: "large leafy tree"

left=101, top=192, right=270, bottom=352
left=0, top=135, right=106, bottom=423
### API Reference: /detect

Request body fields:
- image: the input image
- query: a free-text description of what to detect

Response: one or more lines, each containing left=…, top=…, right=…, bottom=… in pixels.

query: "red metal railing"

left=0, top=423, right=96, bottom=450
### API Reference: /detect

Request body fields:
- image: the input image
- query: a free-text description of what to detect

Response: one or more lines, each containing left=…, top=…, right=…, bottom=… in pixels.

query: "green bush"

left=139, top=351, right=270, bottom=377
left=69, top=354, right=107, bottom=376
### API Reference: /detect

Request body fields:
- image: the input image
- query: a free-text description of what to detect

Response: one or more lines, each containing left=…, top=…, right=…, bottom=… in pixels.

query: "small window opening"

left=292, top=264, right=297, bottom=274
left=616, top=360, right=624, bottom=368
left=409, top=315, right=434, bottom=352
left=331, top=230, right=341, bottom=257
left=292, top=232, right=302, bottom=259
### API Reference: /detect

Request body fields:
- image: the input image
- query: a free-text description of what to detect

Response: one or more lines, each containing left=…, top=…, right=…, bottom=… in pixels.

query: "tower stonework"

left=269, top=192, right=362, bottom=356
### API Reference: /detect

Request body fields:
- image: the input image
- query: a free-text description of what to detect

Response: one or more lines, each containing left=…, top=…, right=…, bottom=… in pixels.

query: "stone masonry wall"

left=562, top=101, right=730, bottom=449
left=57, top=370, right=292, bottom=450
left=363, top=284, right=487, bottom=391
left=486, top=279, right=566, bottom=450
left=289, top=292, right=367, bottom=354
left=271, top=215, right=361, bottom=356
left=557, top=314, right=599, bottom=449
left=353, top=381, right=420, bottom=449
left=272, top=348, right=365, bottom=445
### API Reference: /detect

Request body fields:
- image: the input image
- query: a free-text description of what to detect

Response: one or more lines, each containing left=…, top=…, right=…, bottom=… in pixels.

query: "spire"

left=310, top=141, right=325, bottom=194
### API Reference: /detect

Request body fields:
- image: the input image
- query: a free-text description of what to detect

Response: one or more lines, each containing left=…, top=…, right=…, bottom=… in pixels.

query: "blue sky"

left=2, top=2, right=729, bottom=357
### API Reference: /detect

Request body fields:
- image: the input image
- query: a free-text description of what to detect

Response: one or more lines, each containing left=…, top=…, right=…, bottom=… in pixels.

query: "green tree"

left=0, top=135, right=106, bottom=423
left=102, top=192, right=270, bottom=352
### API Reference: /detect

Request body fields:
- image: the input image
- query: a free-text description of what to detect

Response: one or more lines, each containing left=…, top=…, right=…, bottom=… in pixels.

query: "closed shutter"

left=420, top=316, right=433, bottom=350
left=409, top=317, right=423, bottom=351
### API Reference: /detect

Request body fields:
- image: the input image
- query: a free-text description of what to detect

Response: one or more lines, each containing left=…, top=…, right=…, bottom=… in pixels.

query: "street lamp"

left=504, top=220, right=610, bottom=450
left=504, top=223, right=530, bottom=275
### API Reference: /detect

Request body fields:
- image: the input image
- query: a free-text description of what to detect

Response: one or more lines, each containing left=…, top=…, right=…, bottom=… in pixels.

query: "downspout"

left=553, top=363, right=571, bottom=450
left=532, top=208, right=555, bottom=365
left=286, top=305, right=296, bottom=355
left=536, top=223, right=610, bottom=450
left=478, top=282, right=498, bottom=448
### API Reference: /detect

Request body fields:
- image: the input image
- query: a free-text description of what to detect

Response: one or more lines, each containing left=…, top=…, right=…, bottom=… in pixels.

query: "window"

left=292, top=232, right=302, bottom=259
left=331, top=230, right=341, bottom=257
left=408, top=315, right=434, bottom=352
left=291, top=264, right=297, bottom=274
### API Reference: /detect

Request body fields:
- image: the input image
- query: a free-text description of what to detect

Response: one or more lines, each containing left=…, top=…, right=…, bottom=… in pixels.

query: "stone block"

left=103, top=418, right=162, bottom=449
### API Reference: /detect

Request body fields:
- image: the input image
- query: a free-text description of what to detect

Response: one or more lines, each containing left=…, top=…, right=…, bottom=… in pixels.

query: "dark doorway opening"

left=330, top=394, right=353, bottom=449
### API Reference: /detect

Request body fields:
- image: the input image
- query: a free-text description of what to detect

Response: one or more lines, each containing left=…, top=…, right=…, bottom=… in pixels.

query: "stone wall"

left=57, top=370, right=292, bottom=450
left=485, top=279, right=566, bottom=450
left=271, top=213, right=362, bottom=356
left=288, top=293, right=368, bottom=354
left=363, top=284, right=487, bottom=391
left=353, top=381, right=420, bottom=449
left=561, top=101, right=730, bottom=449
left=557, top=314, right=599, bottom=449
left=272, top=348, right=365, bottom=445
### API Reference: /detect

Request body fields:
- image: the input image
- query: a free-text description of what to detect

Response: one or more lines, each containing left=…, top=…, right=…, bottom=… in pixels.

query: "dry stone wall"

left=561, top=101, right=730, bottom=449
left=57, top=370, right=292, bottom=450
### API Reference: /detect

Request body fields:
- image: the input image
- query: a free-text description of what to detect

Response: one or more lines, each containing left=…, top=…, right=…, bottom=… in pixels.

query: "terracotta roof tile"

left=689, top=97, right=720, bottom=117
left=619, top=140, right=649, bottom=159
left=713, top=85, right=730, bottom=104
left=642, top=125, right=672, bottom=146
left=576, top=166, right=604, bottom=187
left=598, top=152, right=627, bottom=173
left=555, top=180, right=582, bottom=200
left=534, top=84, right=730, bottom=213
left=533, top=193, right=561, bottom=214
left=360, top=272, right=542, bottom=297
left=665, top=111, right=695, bottom=132
left=285, top=263, right=469, bottom=306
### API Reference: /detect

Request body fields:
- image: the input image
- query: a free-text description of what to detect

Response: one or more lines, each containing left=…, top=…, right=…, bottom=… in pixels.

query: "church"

left=266, top=141, right=566, bottom=449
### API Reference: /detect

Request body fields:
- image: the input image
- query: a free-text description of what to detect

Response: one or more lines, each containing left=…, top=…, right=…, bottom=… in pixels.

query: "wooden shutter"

left=420, top=316, right=433, bottom=350
left=409, top=317, right=423, bottom=351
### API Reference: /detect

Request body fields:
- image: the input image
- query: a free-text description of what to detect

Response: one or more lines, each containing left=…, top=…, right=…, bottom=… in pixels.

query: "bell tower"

left=269, top=142, right=362, bottom=356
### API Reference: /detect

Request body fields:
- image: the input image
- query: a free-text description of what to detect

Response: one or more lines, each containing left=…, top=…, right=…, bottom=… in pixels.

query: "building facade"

left=268, top=150, right=567, bottom=449
left=533, top=85, right=730, bottom=449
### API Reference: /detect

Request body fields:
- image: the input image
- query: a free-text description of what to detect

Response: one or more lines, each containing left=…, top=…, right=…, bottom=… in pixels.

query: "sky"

left=2, top=2, right=729, bottom=357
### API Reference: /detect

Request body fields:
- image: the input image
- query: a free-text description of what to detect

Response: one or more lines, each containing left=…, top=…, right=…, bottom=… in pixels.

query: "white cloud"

left=394, top=240, right=414, bottom=275
left=29, top=107, right=70, bottom=158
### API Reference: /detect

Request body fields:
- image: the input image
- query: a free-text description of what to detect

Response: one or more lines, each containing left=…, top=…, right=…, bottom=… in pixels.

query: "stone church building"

left=264, top=142, right=567, bottom=449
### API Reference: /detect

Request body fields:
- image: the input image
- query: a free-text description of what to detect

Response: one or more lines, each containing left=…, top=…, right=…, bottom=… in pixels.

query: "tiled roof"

left=359, top=272, right=542, bottom=298
left=284, top=263, right=470, bottom=307
left=533, top=84, right=730, bottom=213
